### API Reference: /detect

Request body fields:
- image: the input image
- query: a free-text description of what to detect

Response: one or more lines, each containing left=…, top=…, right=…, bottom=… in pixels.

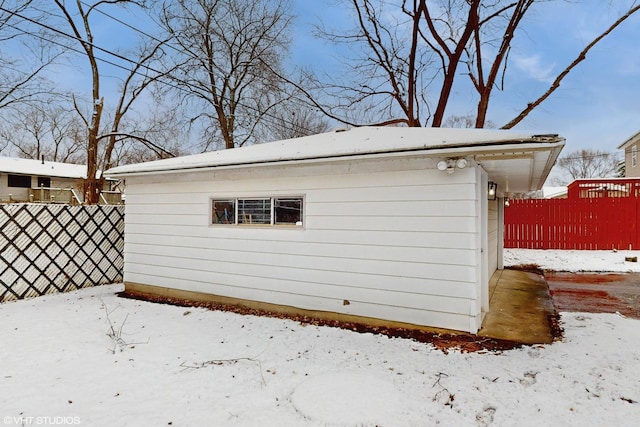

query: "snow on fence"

left=0, top=204, right=124, bottom=302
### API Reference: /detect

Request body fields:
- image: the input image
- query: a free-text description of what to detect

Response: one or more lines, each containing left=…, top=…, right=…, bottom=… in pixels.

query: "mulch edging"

left=119, top=290, right=531, bottom=353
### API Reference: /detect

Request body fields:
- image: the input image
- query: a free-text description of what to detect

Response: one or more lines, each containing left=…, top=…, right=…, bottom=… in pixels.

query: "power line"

left=0, top=5, right=319, bottom=141
left=4, top=22, right=144, bottom=80
left=558, top=152, right=624, bottom=162
left=79, top=1, right=168, bottom=49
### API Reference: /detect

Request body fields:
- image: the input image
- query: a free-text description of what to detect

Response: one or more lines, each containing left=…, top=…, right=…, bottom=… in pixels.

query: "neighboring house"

left=106, top=127, right=564, bottom=334
left=521, top=186, right=567, bottom=199
left=618, top=130, right=640, bottom=177
left=568, top=178, right=638, bottom=198
left=0, top=156, right=119, bottom=204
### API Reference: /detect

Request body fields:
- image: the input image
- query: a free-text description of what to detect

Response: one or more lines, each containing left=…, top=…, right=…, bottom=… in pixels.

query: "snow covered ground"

left=1, top=250, right=639, bottom=426
left=504, top=248, right=640, bottom=272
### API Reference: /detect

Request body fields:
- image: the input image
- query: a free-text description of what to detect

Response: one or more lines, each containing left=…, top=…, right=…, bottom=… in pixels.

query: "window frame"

left=211, top=199, right=236, bottom=225
left=37, top=176, right=51, bottom=188
left=274, top=197, right=304, bottom=225
left=7, top=174, right=32, bottom=188
left=632, top=145, right=637, bottom=168
left=210, top=196, right=304, bottom=227
left=237, top=198, right=272, bottom=225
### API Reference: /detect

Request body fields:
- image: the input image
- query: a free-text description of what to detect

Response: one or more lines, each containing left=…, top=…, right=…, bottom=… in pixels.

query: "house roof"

left=106, top=127, right=565, bottom=193
left=0, top=156, right=111, bottom=181
left=542, top=186, right=568, bottom=198
left=0, top=157, right=89, bottom=179
left=618, top=130, right=640, bottom=149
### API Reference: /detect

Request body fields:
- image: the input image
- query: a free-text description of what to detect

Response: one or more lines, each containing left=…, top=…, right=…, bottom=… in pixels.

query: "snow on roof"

left=571, top=177, right=640, bottom=182
left=542, top=186, right=568, bottom=198
left=0, top=156, right=111, bottom=180
left=107, top=127, right=564, bottom=177
left=0, top=157, right=89, bottom=179
left=585, top=183, right=629, bottom=192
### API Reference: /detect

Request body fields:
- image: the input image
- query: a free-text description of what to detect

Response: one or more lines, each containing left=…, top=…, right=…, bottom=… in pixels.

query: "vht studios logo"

left=3, top=416, right=81, bottom=425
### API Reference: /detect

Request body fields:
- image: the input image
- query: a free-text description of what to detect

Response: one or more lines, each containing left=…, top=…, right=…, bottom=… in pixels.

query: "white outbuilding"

left=106, top=127, right=564, bottom=334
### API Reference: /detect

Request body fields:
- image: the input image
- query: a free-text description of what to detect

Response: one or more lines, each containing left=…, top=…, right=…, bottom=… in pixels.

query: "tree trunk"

left=430, top=1, right=479, bottom=127
left=85, top=97, right=103, bottom=204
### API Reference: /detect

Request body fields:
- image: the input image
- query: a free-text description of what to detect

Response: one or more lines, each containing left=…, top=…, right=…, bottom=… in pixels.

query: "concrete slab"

left=545, top=272, right=640, bottom=318
left=479, top=269, right=555, bottom=344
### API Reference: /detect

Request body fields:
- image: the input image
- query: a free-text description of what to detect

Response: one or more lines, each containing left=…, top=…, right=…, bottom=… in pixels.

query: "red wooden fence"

left=504, top=179, right=640, bottom=250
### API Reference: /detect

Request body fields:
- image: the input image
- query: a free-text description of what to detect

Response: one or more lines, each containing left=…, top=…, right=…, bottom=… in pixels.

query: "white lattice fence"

left=0, top=204, right=124, bottom=302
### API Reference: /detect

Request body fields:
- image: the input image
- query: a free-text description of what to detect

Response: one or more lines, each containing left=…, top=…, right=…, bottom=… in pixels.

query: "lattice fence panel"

left=0, top=204, right=124, bottom=302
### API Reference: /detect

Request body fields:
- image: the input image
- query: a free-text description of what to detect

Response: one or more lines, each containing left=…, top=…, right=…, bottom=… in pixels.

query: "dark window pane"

left=37, top=177, right=51, bottom=188
left=274, top=198, right=302, bottom=225
left=8, top=174, right=31, bottom=188
left=212, top=200, right=235, bottom=224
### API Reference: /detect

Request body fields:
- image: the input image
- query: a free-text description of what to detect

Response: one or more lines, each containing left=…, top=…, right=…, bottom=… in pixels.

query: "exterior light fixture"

left=437, top=160, right=449, bottom=171
left=437, top=157, right=468, bottom=174
left=487, top=181, right=497, bottom=200
left=504, top=198, right=510, bottom=207
left=456, top=158, right=468, bottom=169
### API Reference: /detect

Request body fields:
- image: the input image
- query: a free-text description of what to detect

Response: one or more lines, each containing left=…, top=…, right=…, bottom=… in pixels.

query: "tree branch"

left=502, top=4, right=640, bottom=129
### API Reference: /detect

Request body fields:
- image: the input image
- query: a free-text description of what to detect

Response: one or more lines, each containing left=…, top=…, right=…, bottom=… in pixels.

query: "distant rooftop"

left=0, top=157, right=96, bottom=179
left=542, top=186, right=568, bottom=198
left=618, top=130, right=640, bottom=149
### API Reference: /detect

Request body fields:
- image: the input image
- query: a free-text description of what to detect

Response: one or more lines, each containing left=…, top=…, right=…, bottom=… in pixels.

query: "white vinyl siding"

left=122, top=157, right=481, bottom=332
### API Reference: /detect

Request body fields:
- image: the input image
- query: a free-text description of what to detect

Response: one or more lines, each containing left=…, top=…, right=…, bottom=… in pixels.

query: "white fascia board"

left=106, top=134, right=565, bottom=179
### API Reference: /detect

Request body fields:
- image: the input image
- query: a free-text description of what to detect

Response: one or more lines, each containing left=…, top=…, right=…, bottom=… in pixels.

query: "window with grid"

left=238, top=198, right=271, bottom=224
left=211, top=197, right=303, bottom=226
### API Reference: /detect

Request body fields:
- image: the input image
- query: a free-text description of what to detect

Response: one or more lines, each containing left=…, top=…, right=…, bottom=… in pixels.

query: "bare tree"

left=443, top=114, right=495, bottom=129
left=0, top=100, right=85, bottom=163
left=556, top=149, right=620, bottom=181
left=258, top=103, right=331, bottom=142
left=103, top=106, right=185, bottom=166
left=158, top=0, right=293, bottom=150
left=501, top=2, right=640, bottom=129
left=305, top=0, right=640, bottom=130
left=52, top=0, right=107, bottom=203
left=617, top=159, right=625, bottom=178
left=50, top=0, right=169, bottom=204
left=303, top=0, right=432, bottom=127
left=0, top=1, right=62, bottom=112
left=94, top=36, right=173, bottom=192
left=464, top=0, right=533, bottom=128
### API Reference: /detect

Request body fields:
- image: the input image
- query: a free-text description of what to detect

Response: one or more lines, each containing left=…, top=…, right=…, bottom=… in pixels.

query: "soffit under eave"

left=476, top=143, right=564, bottom=194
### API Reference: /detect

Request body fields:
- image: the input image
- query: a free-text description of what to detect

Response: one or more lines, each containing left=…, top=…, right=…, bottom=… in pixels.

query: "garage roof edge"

left=106, top=127, right=564, bottom=178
